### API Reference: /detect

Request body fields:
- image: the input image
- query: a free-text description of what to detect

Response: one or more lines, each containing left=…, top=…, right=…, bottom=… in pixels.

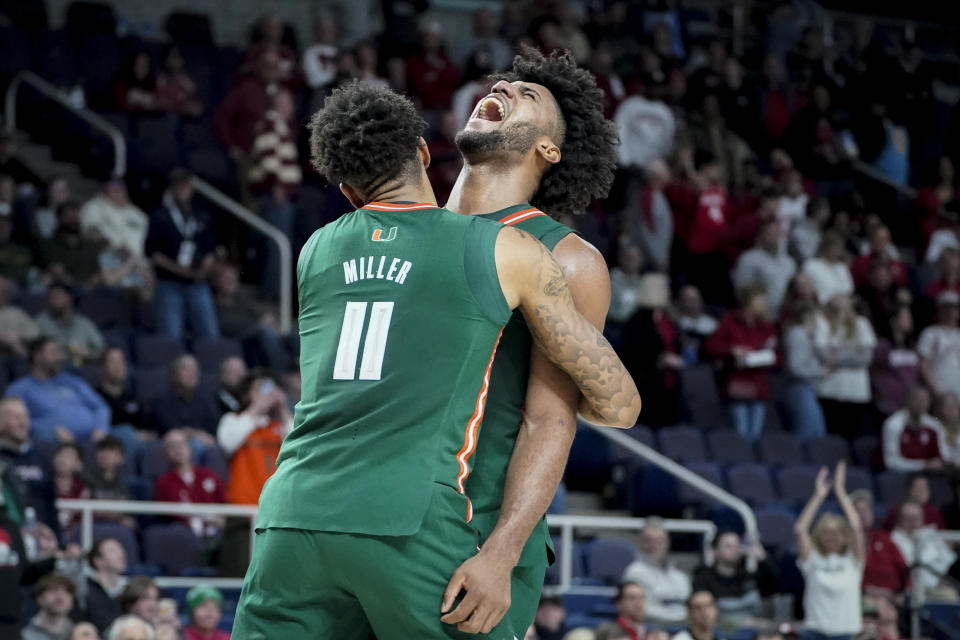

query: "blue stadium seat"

left=143, top=523, right=203, bottom=575
left=565, top=424, right=613, bottom=489
left=658, top=426, right=706, bottom=463
left=583, top=537, right=636, bottom=584
left=805, top=435, right=850, bottom=467
left=844, top=466, right=874, bottom=494
left=680, top=461, right=724, bottom=507
left=134, top=365, right=171, bottom=403
left=129, top=113, right=181, bottom=176
left=193, top=338, right=243, bottom=371
left=199, top=445, right=229, bottom=484
left=679, top=363, right=722, bottom=427
left=757, top=431, right=802, bottom=466
left=628, top=464, right=681, bottom=516
left=852, top=435, right=880, bottom=469
left=756, top=508, right=796, bottom=551
left=707, top=430, right=755, bottom=464
left=138, top=440, right=168, bottom=484
left=875, top=470, right=907, bottom=504
left=776, top=465, right=820, bottom=506
left=78, top=289, right=131, bottom=329
left=727, top=463, right=775, bottom=506
left=134, top=335, right=184, bottom=367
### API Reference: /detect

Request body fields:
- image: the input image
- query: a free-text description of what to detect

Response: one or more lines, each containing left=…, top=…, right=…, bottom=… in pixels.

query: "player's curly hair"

left=493, top=45, right=619, bottom=218
left=308, top=81, right=427, bottom=198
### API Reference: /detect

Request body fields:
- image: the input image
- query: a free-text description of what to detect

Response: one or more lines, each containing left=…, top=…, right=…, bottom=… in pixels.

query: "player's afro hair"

left=308, top=81, right=427, bottom=196
left=494, top=45, right=619, bottom=218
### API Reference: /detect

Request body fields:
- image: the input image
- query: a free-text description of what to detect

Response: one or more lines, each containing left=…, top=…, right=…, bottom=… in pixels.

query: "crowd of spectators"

left=2, top=0, right=960, bottom=638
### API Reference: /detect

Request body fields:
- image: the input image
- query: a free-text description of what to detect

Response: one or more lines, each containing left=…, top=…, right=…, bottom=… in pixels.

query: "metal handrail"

left=57, top=498, right=258, bottom=587
left=55, top=499, right=716, bottom=594
left=910, top=530, right=960, bottom=640
left=585, top=425, right=759, bottom=570
left=546, top=513, right=716, bottom=594
left=190, top=177, right=293, bottom=333
left=4, top=70, right=126, bottom=177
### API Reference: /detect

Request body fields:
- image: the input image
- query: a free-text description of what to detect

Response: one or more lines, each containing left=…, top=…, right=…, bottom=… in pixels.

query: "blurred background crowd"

left=1, top=0, right=960, bottom=638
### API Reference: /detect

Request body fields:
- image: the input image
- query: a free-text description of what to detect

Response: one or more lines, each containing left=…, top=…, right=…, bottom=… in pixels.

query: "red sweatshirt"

left=705, top=311, right=779, bottom=401
left=154, top=466, right=225, bottom=505
left=686, top=186, right=729, bottom=255
left=862, top=529, right=909, bottom=593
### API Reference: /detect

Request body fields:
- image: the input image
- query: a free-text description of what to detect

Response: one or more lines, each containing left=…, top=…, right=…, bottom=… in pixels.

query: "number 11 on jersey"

left=333, top=301, right=395, bottom=381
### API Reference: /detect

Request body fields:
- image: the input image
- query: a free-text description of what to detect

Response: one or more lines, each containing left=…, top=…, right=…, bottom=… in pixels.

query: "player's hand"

left=440, top=551, right=512, bottom=634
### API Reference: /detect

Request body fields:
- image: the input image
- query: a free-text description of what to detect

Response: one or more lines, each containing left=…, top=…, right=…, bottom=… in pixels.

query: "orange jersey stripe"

left=455, top=327, right=504, bottom=521
left=499, top=208, right=546, bottom=226
left=365, top=201, right=437, bottom=211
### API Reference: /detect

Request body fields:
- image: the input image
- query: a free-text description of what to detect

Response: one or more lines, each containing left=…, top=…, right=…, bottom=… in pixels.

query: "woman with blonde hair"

left=795, top=462, right=865, bottom=640
left=814, top=294, right=876, bottom=439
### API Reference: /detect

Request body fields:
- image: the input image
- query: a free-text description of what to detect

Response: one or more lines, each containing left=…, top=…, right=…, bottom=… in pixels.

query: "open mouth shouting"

left=468, top=94, right=509, bottom=128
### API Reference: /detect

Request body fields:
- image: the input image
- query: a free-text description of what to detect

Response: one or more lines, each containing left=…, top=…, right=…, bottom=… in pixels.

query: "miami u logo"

left=371, top=227, right=397, bottom=242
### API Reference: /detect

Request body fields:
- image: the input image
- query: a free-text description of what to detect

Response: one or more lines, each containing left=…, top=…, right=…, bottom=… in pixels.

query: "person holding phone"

left=217, top=373, right=292, bottom=506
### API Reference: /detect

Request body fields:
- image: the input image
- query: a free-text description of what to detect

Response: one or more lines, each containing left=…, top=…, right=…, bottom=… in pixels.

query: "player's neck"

left=365, top=181, right=437, bottom=208
left=446, top=161, right=539, bottom=216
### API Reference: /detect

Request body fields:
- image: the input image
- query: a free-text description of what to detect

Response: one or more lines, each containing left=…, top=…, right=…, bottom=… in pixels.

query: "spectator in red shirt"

left=114, top=52, right=159, bottom=112
left=850, top=489, right=909, bottom=600
left=405, top=21, right=462, bottom=113
left=154, top=429, right=225, bottom=539
left=51, top=442, right=88, bottom=534
left=682, top=152, right=733, bottom=306
left=882, top=473, right=946, bottom=532
left=214, top=48, right=281, bottom=166
left=851, top=225, right=907, bottom=288
left=705, top=283, right=779, bottom=440
left=157, top=46, right=203, bottom=117
left=243, top=13, right=302, bottom=89
left=882, top=386, right=945, bottom=473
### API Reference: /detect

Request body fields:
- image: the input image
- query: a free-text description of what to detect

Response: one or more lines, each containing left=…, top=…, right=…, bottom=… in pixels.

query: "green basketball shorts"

left=233, top=485, right=520, bottom=640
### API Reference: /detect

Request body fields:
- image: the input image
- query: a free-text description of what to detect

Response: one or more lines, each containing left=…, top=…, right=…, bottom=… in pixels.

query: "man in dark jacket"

left=0, top=396, right=59, bottom=533
left=84, top=537, right=128, bottom=632
left=692, top=530, right=780, bottom=627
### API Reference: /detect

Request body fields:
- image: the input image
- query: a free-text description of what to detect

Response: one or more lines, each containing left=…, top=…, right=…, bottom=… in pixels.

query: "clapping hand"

left=834, top=460, right=847, bottom=497
left=814, top=466, right=832, bottom=498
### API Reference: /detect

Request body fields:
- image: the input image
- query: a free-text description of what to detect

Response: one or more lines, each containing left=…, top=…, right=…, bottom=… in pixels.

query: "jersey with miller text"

left=466, top=204, right=575, bottom=566
left=256, top=202, right=512, bottom=536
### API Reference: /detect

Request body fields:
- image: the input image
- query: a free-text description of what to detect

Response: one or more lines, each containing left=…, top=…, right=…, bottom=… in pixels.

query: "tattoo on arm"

left=521, top=242, right=639, bottom=427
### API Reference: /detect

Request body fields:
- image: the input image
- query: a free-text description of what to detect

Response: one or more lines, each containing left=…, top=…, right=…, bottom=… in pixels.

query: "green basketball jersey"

left=256, top=201, right=512, bottom=536
left=465, top=204, right=575, bottom=565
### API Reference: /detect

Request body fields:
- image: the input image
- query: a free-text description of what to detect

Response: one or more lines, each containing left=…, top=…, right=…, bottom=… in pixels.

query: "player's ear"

left=339, top=183, right=365, bottom=209
left=535, top=137, right=561, bottom=166
left=417, top=137, right=431, bottom=170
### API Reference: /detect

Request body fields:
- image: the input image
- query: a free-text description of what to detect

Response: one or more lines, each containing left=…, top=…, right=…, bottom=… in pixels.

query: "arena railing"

left=56, top=498, right=717, bottom=594
left=4, top=70, right=126, bottom=177
left=909, top=530, right=960, bottom=640
left=188, top=176, right=293, bottom=334
left=583, top=424, right=759, bottom=569
left=3, top=70, right=294, bottom=334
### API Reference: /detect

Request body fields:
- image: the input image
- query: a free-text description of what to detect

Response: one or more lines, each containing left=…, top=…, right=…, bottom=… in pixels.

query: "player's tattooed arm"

left=496, top=227, right=641, bottom=428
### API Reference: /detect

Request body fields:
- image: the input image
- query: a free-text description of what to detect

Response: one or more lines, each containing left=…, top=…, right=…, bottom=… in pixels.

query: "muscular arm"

left=442, top=231, right=634, bottom=633
left=497, top=227, right=640, bottom=428
left=481, top=235, right=610, bottom=566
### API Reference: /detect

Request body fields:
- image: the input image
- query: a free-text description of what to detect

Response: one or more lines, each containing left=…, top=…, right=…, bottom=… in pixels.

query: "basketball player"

left=440, top=46, right=620, bottom=635
left=232, top=82, right=640, bottom=640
